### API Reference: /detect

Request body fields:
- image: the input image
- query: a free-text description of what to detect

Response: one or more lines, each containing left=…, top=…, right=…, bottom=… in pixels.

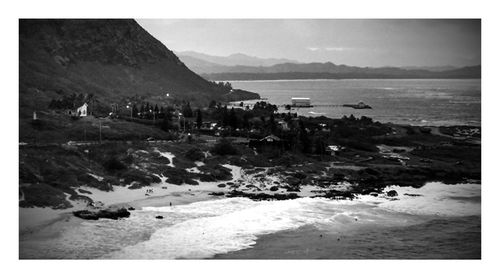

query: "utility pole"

left=126, top=103, right=132, bottom=119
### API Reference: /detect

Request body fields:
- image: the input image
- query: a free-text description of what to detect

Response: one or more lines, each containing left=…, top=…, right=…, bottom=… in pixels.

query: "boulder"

left=270, top=186, right=279, bottom=192
left=73, top=208, right=131, bottom=220
left=386, top=190, right=398, bottom=197
left=209, top=191, right=225, bottom=196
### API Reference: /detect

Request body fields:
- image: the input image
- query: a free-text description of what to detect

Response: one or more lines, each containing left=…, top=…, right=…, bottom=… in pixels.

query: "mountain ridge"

left=177, top=51, right=298, bottom=67
left=178, top=52, right=480, bottom=80
left=19, top=19, right=259, bottom=117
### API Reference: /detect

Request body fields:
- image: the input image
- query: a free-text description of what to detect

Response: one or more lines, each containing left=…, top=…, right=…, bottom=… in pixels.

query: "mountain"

left=177, top=51, right=298, bottom=67
left=402, top=66, right=458, bottom=72
left=198, top=62, right=481, bottom=81
left=19, top=19, right=259, bottom=117
left=174, top=52, right=479, bottom=80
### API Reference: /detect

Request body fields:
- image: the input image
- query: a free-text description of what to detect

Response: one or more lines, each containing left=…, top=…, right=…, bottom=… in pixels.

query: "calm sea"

left=229, top=79, right=481, bottom=126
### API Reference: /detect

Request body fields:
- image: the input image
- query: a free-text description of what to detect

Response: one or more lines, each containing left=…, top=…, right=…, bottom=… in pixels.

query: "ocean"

left=19, top=182, right=481, bottom=259
left=229, top=79, right=481, bottom=126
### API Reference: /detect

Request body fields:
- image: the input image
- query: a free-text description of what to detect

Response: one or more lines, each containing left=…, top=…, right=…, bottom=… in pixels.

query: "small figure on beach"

left=169, top=202, right=172, bottom=206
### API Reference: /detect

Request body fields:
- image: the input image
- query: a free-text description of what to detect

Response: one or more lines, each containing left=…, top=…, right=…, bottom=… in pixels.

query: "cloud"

left=307, top=46, right=351, bottom=52
left=325, top=47, right=349, bottom=51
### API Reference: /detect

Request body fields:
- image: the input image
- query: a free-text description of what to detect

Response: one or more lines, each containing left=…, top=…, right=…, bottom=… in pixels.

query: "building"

left=76, top=103, right=88, bottom=117
left=326, top=145, right=342, bottom=156
left=67, top=102, right=88, bottom=117
left=291, top=97, right=312, bottom=107
left=249, top=134, right=290, bottom=153
left=277, top=120, right=290, bottom=131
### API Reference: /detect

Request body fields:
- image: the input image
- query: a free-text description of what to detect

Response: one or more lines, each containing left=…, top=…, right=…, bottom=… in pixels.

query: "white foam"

left=105, top=182, right=480, bottom=259
left=105, top=198, right=344, bottom=259
left=357, top=182, right=481, bottom=217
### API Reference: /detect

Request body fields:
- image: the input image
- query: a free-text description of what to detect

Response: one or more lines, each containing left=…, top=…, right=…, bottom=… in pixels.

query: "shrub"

left=185, top=147, right=205, bottom=161
left=103, top=156, right=127, bottom=172
left=211, top=139, right=239, bottom=156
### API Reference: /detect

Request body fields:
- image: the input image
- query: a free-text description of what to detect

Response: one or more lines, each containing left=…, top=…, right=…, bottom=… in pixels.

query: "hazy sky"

left=136, top=19, right=480, bottom=67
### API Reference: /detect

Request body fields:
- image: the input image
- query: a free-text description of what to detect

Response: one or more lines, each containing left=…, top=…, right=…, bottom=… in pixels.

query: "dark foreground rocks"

left=226, top=190, right=299, bottom=201
left=73, top=208, right=131, bottom=220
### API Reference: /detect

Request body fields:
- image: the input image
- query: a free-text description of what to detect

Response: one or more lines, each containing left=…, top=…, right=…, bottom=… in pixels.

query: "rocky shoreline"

left=19, top=121, right=480, bottom=224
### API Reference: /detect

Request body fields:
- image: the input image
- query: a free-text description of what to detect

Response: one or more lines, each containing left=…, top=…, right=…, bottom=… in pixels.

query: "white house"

left=76, top=103, right=88, bottom=117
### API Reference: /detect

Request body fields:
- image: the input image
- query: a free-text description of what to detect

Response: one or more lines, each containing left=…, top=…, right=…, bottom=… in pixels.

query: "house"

left=326, top=145, right=342, bottom=156
left=67, top=102, right=88, bottom=117
left=249, top=134, right=290, bottom=153
left=76, top=103, right=88, bottom=117
left=277, top=120, right=290, bottom=131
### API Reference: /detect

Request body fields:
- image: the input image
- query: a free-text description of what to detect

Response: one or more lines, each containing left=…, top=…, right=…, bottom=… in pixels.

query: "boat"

left=343, top=101, right=372, bottom=109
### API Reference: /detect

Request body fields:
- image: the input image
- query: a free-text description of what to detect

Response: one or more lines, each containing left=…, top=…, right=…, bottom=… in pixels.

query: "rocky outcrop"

left=73, top=208, right=131, bottom=220
left=386, top=190, right=398, bottom=197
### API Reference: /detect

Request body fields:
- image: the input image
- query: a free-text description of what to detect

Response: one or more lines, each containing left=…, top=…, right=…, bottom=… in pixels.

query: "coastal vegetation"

left=19, top=98, right=481, bottom=210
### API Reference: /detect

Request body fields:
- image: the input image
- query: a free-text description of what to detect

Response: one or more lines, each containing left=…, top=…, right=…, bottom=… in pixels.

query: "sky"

left=136, top=19, right=481, bottom=68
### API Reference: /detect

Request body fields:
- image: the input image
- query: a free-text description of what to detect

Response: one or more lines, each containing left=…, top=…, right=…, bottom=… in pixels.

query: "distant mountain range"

left=177, top=52, right=480, bottom=81
left=177, top=51, right=298, bottom=68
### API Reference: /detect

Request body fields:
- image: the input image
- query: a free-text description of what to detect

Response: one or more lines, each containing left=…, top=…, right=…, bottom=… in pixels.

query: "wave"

left=105, top=182, right=480, bottom=259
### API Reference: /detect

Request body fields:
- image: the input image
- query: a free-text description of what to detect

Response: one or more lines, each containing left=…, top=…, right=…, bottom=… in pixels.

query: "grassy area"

left=19, top=112, right=176, bottom=144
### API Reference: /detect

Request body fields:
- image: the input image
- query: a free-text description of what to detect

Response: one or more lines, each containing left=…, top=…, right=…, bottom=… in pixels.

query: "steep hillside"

left=19, top=19, right=258, bottom=118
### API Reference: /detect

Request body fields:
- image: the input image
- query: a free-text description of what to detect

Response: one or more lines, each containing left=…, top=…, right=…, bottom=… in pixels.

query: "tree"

left=221, top=106, right=229, bottom=127
left=299, top=120, right=311, bottom=153
left=182, top=102, right=193, bottom=118
left=229, top=107, right=238, bottom=129
left=314, top=136, right=328, bottom=155
left=242, top=112, right=251, bottom=129
left=161, top=108, right=174, bottom=131
left=132, top=104, right=139, bottom=118
left=209, top=100, right=217, bottom=109
left=269, top=113, right=276, bottom=133
left=196, top=109, right=203, bottom=129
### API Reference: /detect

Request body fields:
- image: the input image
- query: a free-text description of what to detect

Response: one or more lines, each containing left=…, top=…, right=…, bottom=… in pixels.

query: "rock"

left=226, top=190, right=299, bottom=201
left=270, top=186, right=279, bottom=192
left=73, top=208, right=131, bottom=220
left=155, top=215, right=164, bottom=219
left=386, top=190, right=398, bottom=197
left=404, top=193, right=422, bottom=197
left=128, top=207, right=135, bottom=211
left=209, top=191, right=225, bottom=196
left=217, top=183, right=226, bottom=188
